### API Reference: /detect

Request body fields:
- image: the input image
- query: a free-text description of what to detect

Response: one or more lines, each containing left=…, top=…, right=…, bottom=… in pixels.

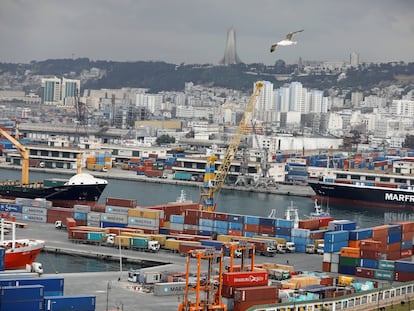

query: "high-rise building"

left=219, top=27, right=242, bottom=65
left=41, top=77, right=80, bottom=105
left=350, top=52, right=360, bottom=67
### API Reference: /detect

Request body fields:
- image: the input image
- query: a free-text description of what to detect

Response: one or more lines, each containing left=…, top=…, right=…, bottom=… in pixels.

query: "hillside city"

left=0, top=55, right=414, bottom=155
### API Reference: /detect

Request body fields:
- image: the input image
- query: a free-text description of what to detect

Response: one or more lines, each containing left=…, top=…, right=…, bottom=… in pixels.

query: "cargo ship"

left=308, top=169, right=414, bottom=210
left=1, top=221, right=45, bottom=270
left=0, top=173, right=108, bottom=208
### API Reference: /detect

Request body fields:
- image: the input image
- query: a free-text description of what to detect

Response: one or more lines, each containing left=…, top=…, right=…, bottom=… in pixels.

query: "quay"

left=16, top=222, right=414, bottom=311
left=0, top=162, right=315, bottom=198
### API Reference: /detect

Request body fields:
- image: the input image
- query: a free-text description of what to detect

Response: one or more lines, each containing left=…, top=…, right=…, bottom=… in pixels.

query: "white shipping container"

left=323, top=252, right=332, bottom=263
left=22, top=206, right=47, bottom=216
left=74, top=204, right=91, bottom=213
left=101, top=213, right=128, bottom=224
left=128, top=217, right=159, bottom=229
left=330, top=263, right=339, bottom=273
left=15, top=198, right=33, bottom=206
left=87, top=212, right=101, bottom=222
left=87, top=220, right=100, bottom=228
left=331, top=252, right=340, bottom=264
left=105, top=205, right=130, bottom=215
left=31, top=198, right=52, bottom=208
left=184, top=224, right=198, bottom=231
left=153, top=282, right=186, bottom=296
left=169, top=223, right=184, bottom=232
left=22, top=214, right=47, bottom=223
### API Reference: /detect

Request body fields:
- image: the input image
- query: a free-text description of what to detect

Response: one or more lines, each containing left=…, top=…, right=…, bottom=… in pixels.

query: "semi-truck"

left=129, top=236, right=160, bottom=252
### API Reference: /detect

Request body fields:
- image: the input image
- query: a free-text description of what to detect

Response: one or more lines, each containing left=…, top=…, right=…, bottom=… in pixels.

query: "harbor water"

left=2, top=167, right=411, bottom=273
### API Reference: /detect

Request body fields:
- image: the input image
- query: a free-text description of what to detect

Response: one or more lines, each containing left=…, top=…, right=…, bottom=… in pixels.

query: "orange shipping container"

left=348, top=240, right=361, bottom=248
left=340, top=247, right=361, bottom=258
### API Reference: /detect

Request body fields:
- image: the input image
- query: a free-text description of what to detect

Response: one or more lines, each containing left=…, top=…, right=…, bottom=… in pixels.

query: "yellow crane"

left=199, top=81, right=263, bottom=211
left=0, top=128, right=30, bottom=185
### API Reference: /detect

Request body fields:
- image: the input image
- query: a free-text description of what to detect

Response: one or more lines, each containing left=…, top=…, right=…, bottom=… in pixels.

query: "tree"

left=156, top=135, right=175, bottom=146
left=403, top=135, right=414, bottom=149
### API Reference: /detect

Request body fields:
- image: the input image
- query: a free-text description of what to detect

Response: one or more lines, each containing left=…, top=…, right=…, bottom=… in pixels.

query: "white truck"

left=286, top=242, right=296, bottom=253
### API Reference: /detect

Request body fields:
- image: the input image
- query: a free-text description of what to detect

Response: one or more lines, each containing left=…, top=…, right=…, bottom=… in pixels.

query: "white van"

left=316, top=244, right=324, bottom=255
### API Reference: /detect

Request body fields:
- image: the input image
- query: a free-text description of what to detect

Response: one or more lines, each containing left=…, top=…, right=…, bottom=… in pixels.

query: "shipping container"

left=43, top=295, right=96, bottom=311
left=222, top=271, right=268, bottom=287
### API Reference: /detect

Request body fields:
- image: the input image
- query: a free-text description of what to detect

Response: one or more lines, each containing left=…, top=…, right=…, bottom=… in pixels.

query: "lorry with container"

left=249, top=239, right=277, bottom=257
left=172, top=172, right=193, bottom=181
left=129, top=236, right=160, bottom=252
left=305, top=239, right=324, bottom=254
left=128, top=269, right=161, bottom=284
left=144, top=170, right=164, bottom=178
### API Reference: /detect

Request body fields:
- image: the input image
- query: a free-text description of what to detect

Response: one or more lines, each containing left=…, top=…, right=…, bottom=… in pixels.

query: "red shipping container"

left=243, top=224, right=259, bottom=232
left=394, top=271, right=414, bottom=282
left=402, top=231, right=414, bottom=241
left=386, top=251, right=401, bottom=261
left=90, top=204, right=106, bottom=213
left=234, top=286, right=278, bottom=302
left=234, top=299, right=277, bottom=311
left=222, top=271, right=268, bottom=287
left=213, top=212, right=228, bottom=221
left=401, top=249, right=412, bottom=258
left=228, top=230, right=242, bottom=236
left=355, top=267, right=375, bottom=278
left=360, top=240, right=382, bottom=251
left=360, top=250, right=382, bottom=260
left=390, top=221, right=414, bottom=233
left=310, top=231, right=325, bottom=240
left=258, top=225, right=274, bottom=235
left=372, top=225, right=389, bottom=239
left=319, top=217, right=334, bottom=228
left=106, top=197, right=136, bottom=208
left=183, top=229, right=198, bottom=235
left=298, top=219, right=319, bottom=230
left=184, top=214, right=199, bottom=225
left=320, top=277, right=334, bottom=286
left=322, top=262, right=331, bottom=273
left=386, top=242, right=401, bottom=252
left=200, top=211, right=214, bottom=220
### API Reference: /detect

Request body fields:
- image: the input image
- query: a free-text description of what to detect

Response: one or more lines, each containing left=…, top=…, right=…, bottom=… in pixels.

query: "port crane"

left=0, top=128, right=30, bottom=185
left=199, top=82, right=263, bottom=211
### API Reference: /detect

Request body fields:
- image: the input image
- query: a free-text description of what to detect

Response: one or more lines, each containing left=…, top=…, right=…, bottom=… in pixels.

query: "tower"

left=219, top=27, right=242, bottom=65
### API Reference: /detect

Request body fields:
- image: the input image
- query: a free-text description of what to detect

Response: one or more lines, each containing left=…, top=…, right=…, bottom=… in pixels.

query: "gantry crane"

left=178, top=248, right=226, bottom=311
left=0, top=128, right=30, bottom=185
left=199, top=82, right=263, bottom=211
left=222, top=240, right=255, bottom=273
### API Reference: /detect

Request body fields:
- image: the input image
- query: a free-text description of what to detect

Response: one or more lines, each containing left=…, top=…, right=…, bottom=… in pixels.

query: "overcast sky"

left=1, top=0, right=413, bottom=65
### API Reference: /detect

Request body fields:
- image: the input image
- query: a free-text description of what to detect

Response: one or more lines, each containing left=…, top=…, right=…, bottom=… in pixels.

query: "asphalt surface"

left=14, top=221, right=327, bottom=311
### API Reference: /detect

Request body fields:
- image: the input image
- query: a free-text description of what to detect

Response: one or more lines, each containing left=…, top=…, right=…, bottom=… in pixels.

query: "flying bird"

left=270, top=29, right=304, bottom=52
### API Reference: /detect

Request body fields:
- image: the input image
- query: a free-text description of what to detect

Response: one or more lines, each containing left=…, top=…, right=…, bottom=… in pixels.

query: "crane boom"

left=0, top=128, right=30, bottom=184
left=200, top=81, right=263, bottom=211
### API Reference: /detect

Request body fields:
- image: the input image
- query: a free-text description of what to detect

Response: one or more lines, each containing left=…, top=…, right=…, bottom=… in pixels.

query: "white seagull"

left=270, top=29, right=304, bottom=52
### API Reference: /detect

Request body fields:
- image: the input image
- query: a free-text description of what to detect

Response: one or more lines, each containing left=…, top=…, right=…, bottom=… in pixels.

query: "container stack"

left=0, top=276, right=95, bottom=311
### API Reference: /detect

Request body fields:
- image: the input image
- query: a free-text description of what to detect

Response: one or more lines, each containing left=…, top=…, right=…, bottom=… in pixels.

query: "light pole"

left=106, top=281, right=111, bottom=311
left=118, top=229, right=123, bottom=281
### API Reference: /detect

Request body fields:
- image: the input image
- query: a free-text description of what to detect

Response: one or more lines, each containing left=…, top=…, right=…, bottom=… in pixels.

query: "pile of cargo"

left=0, top=276, right=95, bottom=311
left=322, top=221, right=414, bottom=281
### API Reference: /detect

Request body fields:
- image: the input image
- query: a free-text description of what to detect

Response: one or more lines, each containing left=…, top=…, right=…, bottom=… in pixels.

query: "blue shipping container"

left=44, top=295, right=96, bottom=311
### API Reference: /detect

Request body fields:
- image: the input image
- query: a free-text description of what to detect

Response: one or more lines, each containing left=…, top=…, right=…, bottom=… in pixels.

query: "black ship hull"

left=308, top=179, right=414, bottom=210
left=0, top=173, right=108, bottom=207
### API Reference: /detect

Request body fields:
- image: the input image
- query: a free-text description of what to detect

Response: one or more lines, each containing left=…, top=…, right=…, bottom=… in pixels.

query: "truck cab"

left=286, top=242, right=296, bottom=253
left=148, top=240, right=160, bottom=252
left=276, top=243, right=286, bottom=254
left=305, top=244, right=316, bottom=254
left=316, top=243, right=325, bottom=255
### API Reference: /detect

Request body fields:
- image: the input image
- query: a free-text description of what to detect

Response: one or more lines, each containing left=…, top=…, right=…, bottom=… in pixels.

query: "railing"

left=248, top=282, right=414, bottom=311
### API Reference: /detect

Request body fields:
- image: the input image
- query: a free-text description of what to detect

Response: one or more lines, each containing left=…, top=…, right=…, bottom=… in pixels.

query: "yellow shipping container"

left=114, top=236, right=131, bottom=248
left=252, top=236, right=286, bottom=245
left=128, top=208, right=161, bottom=219
left=217, top=235, right=233, bottom=243
left=149, top=234, right=167, bottom=246
left=86, top=157, right=96, bottom=164
left=164, top=239, right=200, bottom=251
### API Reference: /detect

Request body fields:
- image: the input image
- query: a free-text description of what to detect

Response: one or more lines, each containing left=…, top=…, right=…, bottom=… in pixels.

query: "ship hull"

left=0, top=183, right=107, bottom=207
left=308, top=179, right=414, bottom=210
left=4, top=239, right=45, bottom=270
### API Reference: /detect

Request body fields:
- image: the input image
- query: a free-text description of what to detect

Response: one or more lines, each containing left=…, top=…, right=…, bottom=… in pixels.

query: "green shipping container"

left=378, top=260, right=395, bottom=271
left=374, top=269, right=394, bottom=281
left=339, top=256, right=360, bottom=267
left=131, top=237, right=149, bottom=248
left=87, top=232, right=105, bottom=241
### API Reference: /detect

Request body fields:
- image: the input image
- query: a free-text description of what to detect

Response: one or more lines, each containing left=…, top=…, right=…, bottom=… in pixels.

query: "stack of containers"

left=258, top=217, right=275, bottom=237
left=0, top=201, right=23, bottom=220
left=221, top=270, right=269, bottom=305
left=73, top=204, right=90, bottom=226
left=213, top=212, right=229, bottom=235
left=392, top=221, right=414, bottom=258
left=322, top=231, right=349, bottom=273
left=169, top=214, right=185, bottom=233
left=394, top=261, right=414, bottom=281
left=243, top=216, right=260, bottom=237
left=384, top=224, right=403, bottom=260
left=127, top=207, right=161, bottom=233
left=22, top=205, right=47, bottom=223
left=0, top=285, right=44, bottom=311
left=87, top=211, right=101, bottom=227
left=183, top=209, right=199, bottom=235
left=291, top=228, right=311, bottom=253
left=233, top=286, right=279, bottom=311
left=0, top=248, right=4, bottom=272
left=275, top=218, right=294, bottom=242
left=227, top=214, right=244, bottom=236
left=198, top=211, right=214, bottom=236
left=46, top=207, right=74, bottom=225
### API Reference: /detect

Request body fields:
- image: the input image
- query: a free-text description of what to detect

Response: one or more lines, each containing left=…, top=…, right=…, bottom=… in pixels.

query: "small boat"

left=309, top=199, right=330, bottom=219
left=1, top=219, right=45, bottom=270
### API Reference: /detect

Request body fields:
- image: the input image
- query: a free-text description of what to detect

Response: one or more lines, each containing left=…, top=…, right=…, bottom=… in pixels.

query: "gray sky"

left=1, top=0, right=413, bottom=65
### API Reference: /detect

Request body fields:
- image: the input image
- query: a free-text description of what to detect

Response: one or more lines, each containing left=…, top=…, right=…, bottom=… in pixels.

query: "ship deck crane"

left=199, top=82, right=263, bottom=211
left=0, top=128, right=30, bottom=185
